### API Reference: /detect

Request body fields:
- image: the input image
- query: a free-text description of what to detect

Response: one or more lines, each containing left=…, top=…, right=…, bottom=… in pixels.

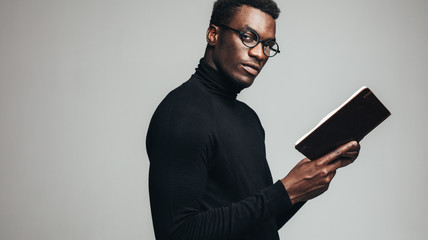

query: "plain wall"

left=1, top=0, right=427, bottom=239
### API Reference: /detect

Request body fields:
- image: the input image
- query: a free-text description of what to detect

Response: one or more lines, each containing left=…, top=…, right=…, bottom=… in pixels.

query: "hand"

left=281, top=141, right=360, bottom=205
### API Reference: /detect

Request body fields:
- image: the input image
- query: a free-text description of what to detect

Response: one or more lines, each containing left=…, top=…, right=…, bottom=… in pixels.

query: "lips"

left=242, top=63, right=261, bottom=76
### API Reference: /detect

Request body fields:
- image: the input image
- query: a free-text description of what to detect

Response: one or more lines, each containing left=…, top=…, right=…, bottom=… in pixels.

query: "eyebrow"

left=243, top=24, right=276, bottom=41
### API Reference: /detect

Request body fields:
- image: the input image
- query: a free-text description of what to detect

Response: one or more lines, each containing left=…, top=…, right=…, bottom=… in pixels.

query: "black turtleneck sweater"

left=146, top=59, right=304, bottom=240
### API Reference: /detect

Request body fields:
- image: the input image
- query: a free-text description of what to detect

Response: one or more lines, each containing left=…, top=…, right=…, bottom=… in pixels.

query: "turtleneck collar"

left=194, top=58, right=242, bottom=99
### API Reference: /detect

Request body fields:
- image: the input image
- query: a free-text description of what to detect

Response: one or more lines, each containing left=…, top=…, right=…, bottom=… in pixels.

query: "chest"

left=210, top=101, right=270, bottom=188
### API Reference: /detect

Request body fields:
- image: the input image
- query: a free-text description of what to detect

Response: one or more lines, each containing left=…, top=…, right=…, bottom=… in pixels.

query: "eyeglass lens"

left=240, top=30, right=279, bottom=57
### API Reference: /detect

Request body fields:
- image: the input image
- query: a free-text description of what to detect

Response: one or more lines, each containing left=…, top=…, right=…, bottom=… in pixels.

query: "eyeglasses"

left=218, top=24, right=280, bottom=57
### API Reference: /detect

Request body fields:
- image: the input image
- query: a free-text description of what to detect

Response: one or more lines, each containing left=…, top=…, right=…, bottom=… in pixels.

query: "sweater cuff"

left=265, top=180, right=293, bottom=214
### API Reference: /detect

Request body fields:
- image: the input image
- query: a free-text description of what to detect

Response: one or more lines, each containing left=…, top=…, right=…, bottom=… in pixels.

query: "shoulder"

left=147, top=77, right=215, bottom=141
left=234, top=99, right=265, bottom=136
left=154, top=77, right=214, bottom=123
left=236, top=99, right=263, bottom=123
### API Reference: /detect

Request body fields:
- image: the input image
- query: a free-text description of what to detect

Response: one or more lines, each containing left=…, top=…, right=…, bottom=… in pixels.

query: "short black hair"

left=209, top=0, right=280, bottom=26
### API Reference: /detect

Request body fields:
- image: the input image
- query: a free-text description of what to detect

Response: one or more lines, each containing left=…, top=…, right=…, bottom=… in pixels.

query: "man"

left=146, top=0, right=360, bottom=239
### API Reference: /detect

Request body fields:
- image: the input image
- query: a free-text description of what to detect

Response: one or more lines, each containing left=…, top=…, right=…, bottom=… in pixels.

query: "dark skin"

left=205, top=5, right=273, bottom=88
left=282, top=141, right=360, bottom=204
left=204, top=5, right=361, bottom=205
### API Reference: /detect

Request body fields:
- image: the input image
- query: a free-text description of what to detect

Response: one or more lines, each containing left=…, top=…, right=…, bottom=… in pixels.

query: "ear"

left=206, top=24, right=220, bottom=46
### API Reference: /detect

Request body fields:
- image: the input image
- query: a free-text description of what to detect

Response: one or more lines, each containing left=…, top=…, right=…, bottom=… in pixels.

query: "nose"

left=248, top=42, right=266, bottom=61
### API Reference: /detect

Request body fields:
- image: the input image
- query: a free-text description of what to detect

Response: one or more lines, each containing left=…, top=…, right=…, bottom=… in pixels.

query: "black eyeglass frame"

left=218, top=24, right=280, bottom=57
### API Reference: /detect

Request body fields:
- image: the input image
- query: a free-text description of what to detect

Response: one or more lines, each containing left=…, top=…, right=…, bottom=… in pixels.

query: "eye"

left=265, top=40, right=278, bottom=51
left=241, top=31, right=257, bottom=44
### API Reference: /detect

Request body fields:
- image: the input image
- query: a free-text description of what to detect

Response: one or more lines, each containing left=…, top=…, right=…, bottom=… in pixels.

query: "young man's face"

left=211, top=5, right=276, bottom=88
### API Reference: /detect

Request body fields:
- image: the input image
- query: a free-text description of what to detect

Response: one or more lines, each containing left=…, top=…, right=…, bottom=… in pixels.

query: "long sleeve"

left=275, top=201, right=306, bottom=230
left=147, top=60, right=302, bottom=239
left=147, top=99, right=292, bottom=239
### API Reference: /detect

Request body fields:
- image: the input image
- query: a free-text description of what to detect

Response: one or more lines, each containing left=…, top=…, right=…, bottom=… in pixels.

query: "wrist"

left=281, top=178, right=297, bottom=205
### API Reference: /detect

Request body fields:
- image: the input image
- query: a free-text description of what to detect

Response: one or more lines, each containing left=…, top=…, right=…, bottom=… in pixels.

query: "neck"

left=203, top=47, right=217, bottom=71
left=194, top=58, right=242, bottom=99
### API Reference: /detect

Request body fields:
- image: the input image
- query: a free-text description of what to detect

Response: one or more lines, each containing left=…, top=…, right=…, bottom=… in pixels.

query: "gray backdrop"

left=1, top=0, right=427, bottom=239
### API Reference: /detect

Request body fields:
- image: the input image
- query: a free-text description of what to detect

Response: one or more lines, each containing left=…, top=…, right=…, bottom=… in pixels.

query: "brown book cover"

left=295, top=86, right=391, bottom=160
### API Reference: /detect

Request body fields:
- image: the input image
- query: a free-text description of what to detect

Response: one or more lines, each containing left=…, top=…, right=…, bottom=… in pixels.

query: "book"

left=295, top=86, right=391, bottom=160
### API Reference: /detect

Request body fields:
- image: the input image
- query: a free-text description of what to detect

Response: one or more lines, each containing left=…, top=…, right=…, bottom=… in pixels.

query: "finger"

left=326, top=155, right=356, bottom=172
left=327, top=158, right=344, bottom=172
left=338, top=157, right=356, bottom=168
left=317, top=141, right=358, bottom=165
left=340, top=151, right=359, bottom=159
left=321, top=170, right=337, bottom=190
left=328, top=170, right=337, bottom=182
left=290, top=158, right=310, bottom=172
left=298, top=158, right=311, bottom=165
left=339, top=142, right=361, bottom=159
left=348, top=142, right=361, bottom=152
